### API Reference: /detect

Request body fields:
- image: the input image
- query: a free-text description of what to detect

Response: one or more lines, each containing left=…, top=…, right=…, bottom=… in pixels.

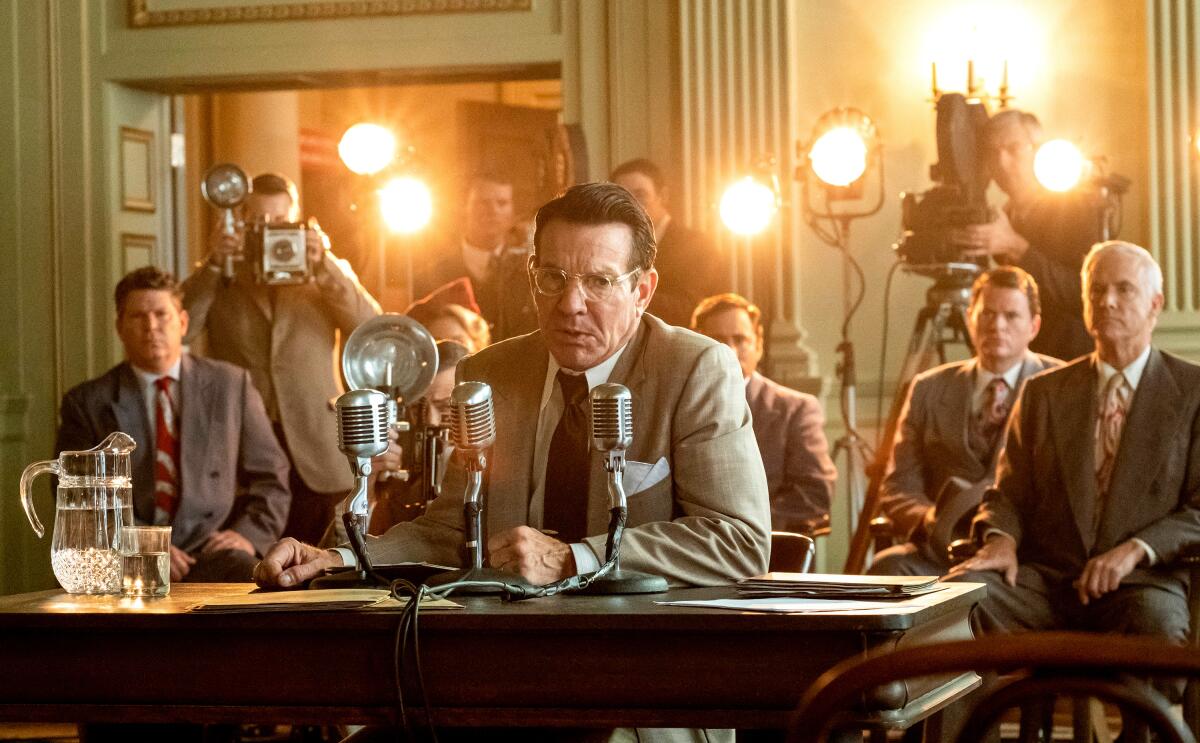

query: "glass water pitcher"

left=19, top=432, right=137, bottom=594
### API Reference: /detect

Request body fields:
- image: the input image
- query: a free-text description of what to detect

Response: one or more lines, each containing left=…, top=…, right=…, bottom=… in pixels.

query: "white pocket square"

left=622, top=456, right=670, bottom=497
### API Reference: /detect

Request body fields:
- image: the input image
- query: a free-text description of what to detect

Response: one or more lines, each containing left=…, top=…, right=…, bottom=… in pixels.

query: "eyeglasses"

left=529, top=266, right=640, bottom=302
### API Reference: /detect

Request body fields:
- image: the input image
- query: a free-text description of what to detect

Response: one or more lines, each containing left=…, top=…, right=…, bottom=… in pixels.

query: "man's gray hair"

left=1081, top=240, right=1164, bottom=297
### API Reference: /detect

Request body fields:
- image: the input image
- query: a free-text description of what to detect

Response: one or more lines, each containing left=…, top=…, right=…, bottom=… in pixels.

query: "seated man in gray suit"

left=256, top=182, right=771, bottom=590
left=947, top=241, right=1199, bottom=646
left=691, top=292, right=836, bottom=534
left=57, top=267, right=290, bottom=582
left=871, top=266, right=1059, bottom=576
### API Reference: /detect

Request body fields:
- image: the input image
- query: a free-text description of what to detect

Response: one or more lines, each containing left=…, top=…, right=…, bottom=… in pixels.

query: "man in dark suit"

left=612, top=158, right=724, bottom=327
left=870, top=267, right=1059, bottom=576
left=58, top=267, right=290, bottom=582
left=948, top=242, right=1199, bottom=645
left=412, top=171, right=537, bottom=341
left=952, top=110, right=1105, bottom=360
left=692, top=292, right=836, bottom=534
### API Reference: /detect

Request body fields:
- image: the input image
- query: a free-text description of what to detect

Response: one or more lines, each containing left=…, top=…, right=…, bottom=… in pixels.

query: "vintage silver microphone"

left=425, top=382, right=530, bottom=594
left=576, top=383, right=668, bottom=595
left=316, top=389, right=391, bottom=587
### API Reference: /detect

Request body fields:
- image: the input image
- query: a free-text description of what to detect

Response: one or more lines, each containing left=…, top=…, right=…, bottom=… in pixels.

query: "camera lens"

left=271, top=239, right=296, bottom=262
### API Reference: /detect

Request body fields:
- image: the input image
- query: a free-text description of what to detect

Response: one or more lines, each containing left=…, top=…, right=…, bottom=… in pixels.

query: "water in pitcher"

left=49, top=497, right=135, bottom=595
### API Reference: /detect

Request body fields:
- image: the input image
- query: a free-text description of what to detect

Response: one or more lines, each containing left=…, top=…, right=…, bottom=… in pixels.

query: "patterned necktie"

left=969, top=376, right=1011, bottom=463
left=1095, top=371, right=1130, bottom=500
left=153, top=376, right=180, bottom=524
left=543, top=370, right=591, bottom=542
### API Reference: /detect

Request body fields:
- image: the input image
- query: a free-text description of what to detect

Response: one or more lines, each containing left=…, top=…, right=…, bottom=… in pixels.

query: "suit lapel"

left=594, top=319, right=650, bottom=532
left=1052, top=357, right=1101, bottom=551
left=486, top=333, right=546, bottom=535
left=936, top=363, right=979, bottom=469
left=109, top=365, right=154, bottom=524
left=1098, top=349, right=1179, bottom=548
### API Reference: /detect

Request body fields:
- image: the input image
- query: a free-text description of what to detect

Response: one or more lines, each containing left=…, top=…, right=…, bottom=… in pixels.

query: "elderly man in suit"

left=947, top=241, right=1200, bottom=646
left=869, top=266, right=1060, bottom=576
left=257, top=181, right=771, bottom=593
left=691, top=292, right=836, bottom=534
left=182, top=172, right=380, bottom=546
left=58, top=267, right=290, bottom=582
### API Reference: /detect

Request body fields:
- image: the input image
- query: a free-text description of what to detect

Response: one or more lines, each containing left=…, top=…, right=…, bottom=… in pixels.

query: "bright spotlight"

left=810, top=127, right=869, bottom=187
left=379, top=176, right=433, bottom=234
left=339, top=123, right=396, bottom=176
left=720, top=176, right=777, bottom=236
left=1034, top=139, right=1088, bottom=192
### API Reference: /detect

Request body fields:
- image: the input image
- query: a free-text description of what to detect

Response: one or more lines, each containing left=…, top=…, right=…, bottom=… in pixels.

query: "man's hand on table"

left=253, top=538, right=344, bottom=589
left=488, top=526, right=576, bottom=584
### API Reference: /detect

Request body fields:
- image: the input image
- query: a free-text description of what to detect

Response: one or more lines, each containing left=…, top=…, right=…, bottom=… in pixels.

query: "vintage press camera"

left=895, top=93, right=993, bottom=273
left=243, top=218, right=312, bottom=285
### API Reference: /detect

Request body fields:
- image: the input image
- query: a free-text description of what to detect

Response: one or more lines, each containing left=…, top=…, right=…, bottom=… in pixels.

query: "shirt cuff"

left=332, top=547, right=357, bottom=569
left=1132, top=538, right=1158, bottom=566
left=570, top=542, right=601, bottom=574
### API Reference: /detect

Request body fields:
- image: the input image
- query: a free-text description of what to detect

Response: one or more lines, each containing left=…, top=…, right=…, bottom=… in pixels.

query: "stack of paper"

left=736, top=572, right=943, bottom=600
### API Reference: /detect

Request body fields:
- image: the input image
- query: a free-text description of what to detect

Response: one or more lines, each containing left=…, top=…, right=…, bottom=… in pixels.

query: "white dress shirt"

left=130, top=359, right=182, bottom=434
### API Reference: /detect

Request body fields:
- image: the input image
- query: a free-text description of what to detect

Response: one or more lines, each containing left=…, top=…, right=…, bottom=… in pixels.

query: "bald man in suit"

left=948, top=242, right=1200, bottom=645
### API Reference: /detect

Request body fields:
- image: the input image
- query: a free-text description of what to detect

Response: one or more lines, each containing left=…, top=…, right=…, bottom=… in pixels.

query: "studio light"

left=719, top=175, right=777, bottom=236
left=339, top=123, right=396, bottom=176
left=378, top=176, right=433, bottom=234
left=806, top=109, right=879, bottom=192
left=1034, top=139, right=1088, bottom=192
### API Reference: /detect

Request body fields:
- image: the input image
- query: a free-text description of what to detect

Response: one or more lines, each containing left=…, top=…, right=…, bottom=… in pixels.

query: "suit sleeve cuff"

left=982, top=527, right=1016, bottom=545
left=570, top=542, right=601, bottom=574
left=332, top=546, right=357, bottom=568
left=1132, top=538, right=1158, bottom=566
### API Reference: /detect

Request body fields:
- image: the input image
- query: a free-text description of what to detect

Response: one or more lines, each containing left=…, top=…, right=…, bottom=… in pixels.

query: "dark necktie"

left=543, top=370, right=591, bottom=542
left=969, top=377, right=1010, bottom=463
left=153, top=376, right=180, bottom=525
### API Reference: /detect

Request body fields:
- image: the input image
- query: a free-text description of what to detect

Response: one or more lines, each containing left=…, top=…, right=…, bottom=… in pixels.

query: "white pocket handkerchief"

left=622, top=456, right=670, bottom=497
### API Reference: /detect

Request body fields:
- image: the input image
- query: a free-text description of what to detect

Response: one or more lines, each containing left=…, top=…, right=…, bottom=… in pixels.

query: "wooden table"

left=0, top=582, right=983, bottom=731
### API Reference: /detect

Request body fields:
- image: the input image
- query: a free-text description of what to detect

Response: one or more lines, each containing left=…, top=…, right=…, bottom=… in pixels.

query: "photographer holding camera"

left=182, top=172, right=381, bottom=544
left=952, top=110, right=1105, bottom=361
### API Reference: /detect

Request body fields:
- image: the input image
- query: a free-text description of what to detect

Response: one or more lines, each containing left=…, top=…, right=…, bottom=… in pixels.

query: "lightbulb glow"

left=720, top=176, right=777, bottom=236
left=379, top=177, right=433, bottom=234
left=339, top=123, right=396, bottom=176
left=1034, top=139, right=1087, bottom=192
left=809, top=127, right=869, bottom=187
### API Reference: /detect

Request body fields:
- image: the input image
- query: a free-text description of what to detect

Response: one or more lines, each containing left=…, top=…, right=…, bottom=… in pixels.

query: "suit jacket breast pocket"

left=624, top=457, right=673, bottom=525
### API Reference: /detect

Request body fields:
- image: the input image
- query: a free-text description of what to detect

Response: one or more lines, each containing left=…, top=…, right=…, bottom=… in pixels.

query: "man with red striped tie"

left=56, top=266, right=290, bottom=582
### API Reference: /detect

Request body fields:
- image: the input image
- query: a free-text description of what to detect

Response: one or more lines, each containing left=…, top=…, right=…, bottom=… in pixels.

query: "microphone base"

left=309, top=568, right=387, bottom=590
left=576, top=568, right=668, bottom=595
left=424, top=566, right=533, bottom=596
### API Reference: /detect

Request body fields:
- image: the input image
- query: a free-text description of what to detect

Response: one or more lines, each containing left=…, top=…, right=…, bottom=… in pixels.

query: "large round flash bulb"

left=339, top=123, right=396, bottom=176
left=809, top=127, right=869, bottom=187
left=720, top=176, right=776, bottom=237
left=1034, top=139, right=1087, bottom=192
left=379, top=177, right=433, bottom=234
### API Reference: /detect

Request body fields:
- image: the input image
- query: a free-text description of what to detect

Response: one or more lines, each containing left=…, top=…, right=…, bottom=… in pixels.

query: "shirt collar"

left=1098, top=344, right=1152, bottom=392
left=130, top=358, right=181, bottom=389
left=972, top=356, right=1025, bottom=395
left=539, top=343, right=629, bottom=412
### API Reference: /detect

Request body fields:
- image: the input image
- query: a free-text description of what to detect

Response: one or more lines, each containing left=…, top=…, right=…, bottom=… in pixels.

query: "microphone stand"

left=425, top=450, right=532, bottom=595
left=574, top=449, right=668, bottom=595
left=311, top=455, right=389, bottom=589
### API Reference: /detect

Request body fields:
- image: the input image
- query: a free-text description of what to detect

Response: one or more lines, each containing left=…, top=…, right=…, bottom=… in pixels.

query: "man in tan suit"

left=182, top=173, right=380, bottom=544
left=256, top=182, right=771, bottom=589
left=948, top=242, right=1199, bottom=644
